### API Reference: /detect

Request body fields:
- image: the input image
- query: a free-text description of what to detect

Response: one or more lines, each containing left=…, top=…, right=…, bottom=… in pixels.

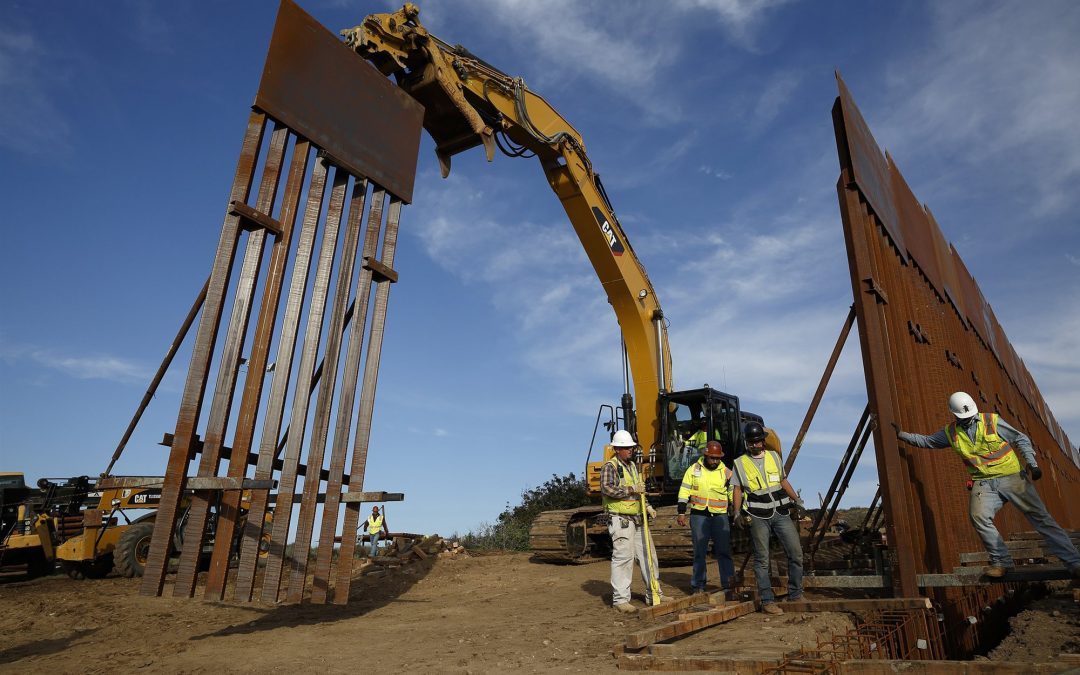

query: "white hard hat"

left=948, top=391, right=978, bottom=419
left=611, top=430, right=637, bottom=447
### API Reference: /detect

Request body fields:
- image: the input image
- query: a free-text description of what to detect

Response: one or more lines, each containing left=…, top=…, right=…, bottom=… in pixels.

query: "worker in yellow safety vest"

left=685, top=417, right=720, bottom=450
left=362, top=506, right=388, bottom=558
left=731, top=421, right=804, bottom=615
left=601, top=429, right=665, bottom=614
left=893, top=391, right=1080, bottom=580
left=675, top=441, right=734, bottom=594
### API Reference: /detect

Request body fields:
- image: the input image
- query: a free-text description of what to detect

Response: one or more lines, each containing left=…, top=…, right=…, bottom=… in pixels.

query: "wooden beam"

left=636, top=591, right=710, bottom=620
left=625, top=601, right=755, bottom=649
left=919, top=565, right=1072, bottom=587
left=340, top=491, right=405, bottom=503
left=775, top=597, right=931, bottom=613
left=97, top=476, right=274, bottom=490
left=836, top=659, right=1080, bottom=674
left=617, top=654, right=780, bottom=673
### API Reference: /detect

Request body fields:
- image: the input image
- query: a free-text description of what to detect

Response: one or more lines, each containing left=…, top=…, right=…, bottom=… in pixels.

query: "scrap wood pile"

left=358, top=534, right=465, bottom=578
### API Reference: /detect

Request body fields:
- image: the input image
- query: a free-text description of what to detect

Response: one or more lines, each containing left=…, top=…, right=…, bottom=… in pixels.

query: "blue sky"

left=2, top=0, right=1078, bottom=540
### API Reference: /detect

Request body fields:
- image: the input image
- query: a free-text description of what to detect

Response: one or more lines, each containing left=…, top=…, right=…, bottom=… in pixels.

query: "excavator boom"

left=343, top=4, right=673, bottom=452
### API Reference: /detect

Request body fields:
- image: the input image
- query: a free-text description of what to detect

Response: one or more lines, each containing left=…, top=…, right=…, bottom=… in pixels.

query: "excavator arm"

left=343, top=4, right=674, bottom=451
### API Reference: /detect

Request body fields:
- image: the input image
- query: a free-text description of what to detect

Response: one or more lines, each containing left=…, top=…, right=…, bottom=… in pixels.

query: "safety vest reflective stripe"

left=678, top=460, right=731, bottom=514
left=946, top=413, right=1021, bottom=479
left=961, top=443, right=1014, bottom=467
left=736, top=452, right=791, bottom=517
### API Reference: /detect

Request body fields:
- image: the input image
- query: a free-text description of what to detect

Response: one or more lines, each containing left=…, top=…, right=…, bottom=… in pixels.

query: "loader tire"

left=114, top=521, right=155, bottom=578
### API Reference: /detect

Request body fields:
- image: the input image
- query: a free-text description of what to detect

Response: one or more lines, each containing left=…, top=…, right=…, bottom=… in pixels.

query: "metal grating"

left=137, top=0, right=422, bottom=604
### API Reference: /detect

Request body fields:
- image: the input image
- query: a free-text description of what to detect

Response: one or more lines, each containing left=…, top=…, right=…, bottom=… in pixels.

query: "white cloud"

left=751, top=70, right=801, bottom=129
left=879, top=0, right=1080, bottom=222
left=0, top=342, right=148, bottom=383
left=0, top=27, right=72, bottom=157
left=673, top=0, right=796, bottom=48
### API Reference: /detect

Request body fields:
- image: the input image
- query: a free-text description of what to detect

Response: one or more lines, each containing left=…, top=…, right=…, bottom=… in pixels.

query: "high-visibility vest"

left=602, top=458, right=643, bottom=516
left=367, top=515, right=383, bottom=534
left=735, top=451, right=792, bottom=517
left=686, top=430, right=719, bottom=449
left=678, top=458, right=732, bottom=514
left=946, top=413, right=1021, bottom=480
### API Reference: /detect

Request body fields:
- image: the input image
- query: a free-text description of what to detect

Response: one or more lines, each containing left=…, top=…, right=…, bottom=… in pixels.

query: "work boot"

left=984, top=565, right=1008, bottom=578
left=762, top=603, right=784, bottom=615
left=690, top=586, right=705, bottom=595
left=614, top=602, right=637, bottom=614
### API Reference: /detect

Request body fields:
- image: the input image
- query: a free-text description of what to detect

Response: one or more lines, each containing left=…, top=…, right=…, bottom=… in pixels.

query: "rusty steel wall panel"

left=255, top=0, right=423, bottom=203
left=832, top=74, right=1078, bottom=602
left=142, top=0, right=419, bottom=604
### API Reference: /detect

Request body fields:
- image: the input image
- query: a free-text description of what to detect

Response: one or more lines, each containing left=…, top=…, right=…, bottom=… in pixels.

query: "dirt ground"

left=987, top=584, right=1080, bottom=662
left=2, top=553, right=1076, bottom=673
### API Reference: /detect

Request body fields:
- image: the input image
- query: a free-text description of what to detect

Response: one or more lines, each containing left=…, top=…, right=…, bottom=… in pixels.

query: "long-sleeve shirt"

left=898, top=416, right=1037, bottom=467
left=600, top=458, right=638, bottom=501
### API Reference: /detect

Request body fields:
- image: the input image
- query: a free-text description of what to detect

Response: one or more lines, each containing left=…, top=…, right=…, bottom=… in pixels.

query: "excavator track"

left=530, top=505, right=753, bottom=564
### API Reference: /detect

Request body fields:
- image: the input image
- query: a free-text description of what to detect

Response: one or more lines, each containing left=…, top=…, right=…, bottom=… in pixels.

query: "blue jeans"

left=690, top=511, right=733, bottom=591
left=970, top=472, right=1080, bottom=569
left=369, top=531, right=381, bottom=557
left=749, top=511, right=803, bottom=603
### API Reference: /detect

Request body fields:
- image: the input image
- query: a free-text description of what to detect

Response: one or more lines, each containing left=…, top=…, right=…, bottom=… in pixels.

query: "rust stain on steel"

left=205, top=132, right=311, bottom=601
left=255, top=0, right=423, bottom=203
left=259, top=155, right=335, bottom=604
left=331, top=194, right=402, bottom=605
left=285, top=165, right=358, bottom=603
left=173, top=125, right=290, bottom=599
left=310, top=179, right=375, bottom=604
left=139, top=111, right=267, bottom=597
left=832, top=74, right=1078, bottom=605
left=834, top=72, right=905, bottom=256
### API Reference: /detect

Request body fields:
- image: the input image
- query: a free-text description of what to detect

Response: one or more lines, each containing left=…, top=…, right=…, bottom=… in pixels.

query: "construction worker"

left=676, top=440, right=734, bottom=594
left=685, top=417, right=718, bottom=450
left=731, top=421, right=804, bottom=615
left=892, top=392, right=1080, bottom=579
left=362, top=506, right=388, bottom=557
left=601, top=429, right=665, bottom=613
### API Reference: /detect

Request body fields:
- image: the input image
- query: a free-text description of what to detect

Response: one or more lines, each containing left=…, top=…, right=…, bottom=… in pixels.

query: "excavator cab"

left=654, top=387, right=742, bottom=497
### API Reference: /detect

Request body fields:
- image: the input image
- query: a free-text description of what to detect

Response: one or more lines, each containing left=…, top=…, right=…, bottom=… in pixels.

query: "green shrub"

left=459, top=473, right=590, bottom=552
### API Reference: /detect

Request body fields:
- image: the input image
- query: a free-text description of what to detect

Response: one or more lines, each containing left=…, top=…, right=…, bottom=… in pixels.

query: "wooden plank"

left=636, top=592, right=710, bottom=620
left=340, top=491, right=405, bottom=503
left=98, top=477, right=274, bottom=490
left=919, top=565, right=1072, bottom=587
left=617, top=654, right=780, bottom=673
left=837, top=659, right=1080, bottom=674
left=775, top=597, right=931, bottom=613
left=625, top=600, right=755, bottom=649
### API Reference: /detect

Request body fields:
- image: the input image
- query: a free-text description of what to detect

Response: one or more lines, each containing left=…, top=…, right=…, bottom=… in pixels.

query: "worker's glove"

left=630, top=483, right=646, bottom=495
left=734, top=514, right=751, bottom=530
left=646, top=505, right=657, bottom=519
left=1029, top=465, right=1043, bottom=481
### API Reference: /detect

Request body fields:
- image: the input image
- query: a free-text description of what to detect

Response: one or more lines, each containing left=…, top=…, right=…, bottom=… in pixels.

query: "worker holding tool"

left=601, top=429, right=665, bottom=613
left=676, top=440, right=734, bottom=595
left=731, top=421, right=804, bottom=615
left=892, top=392, right=1080, bottom=579
left=361, top=505, right=388, bottom=558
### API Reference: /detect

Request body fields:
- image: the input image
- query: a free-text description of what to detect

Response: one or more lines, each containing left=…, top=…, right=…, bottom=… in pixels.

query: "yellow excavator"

left=346, top=5, right=780, bottom=562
